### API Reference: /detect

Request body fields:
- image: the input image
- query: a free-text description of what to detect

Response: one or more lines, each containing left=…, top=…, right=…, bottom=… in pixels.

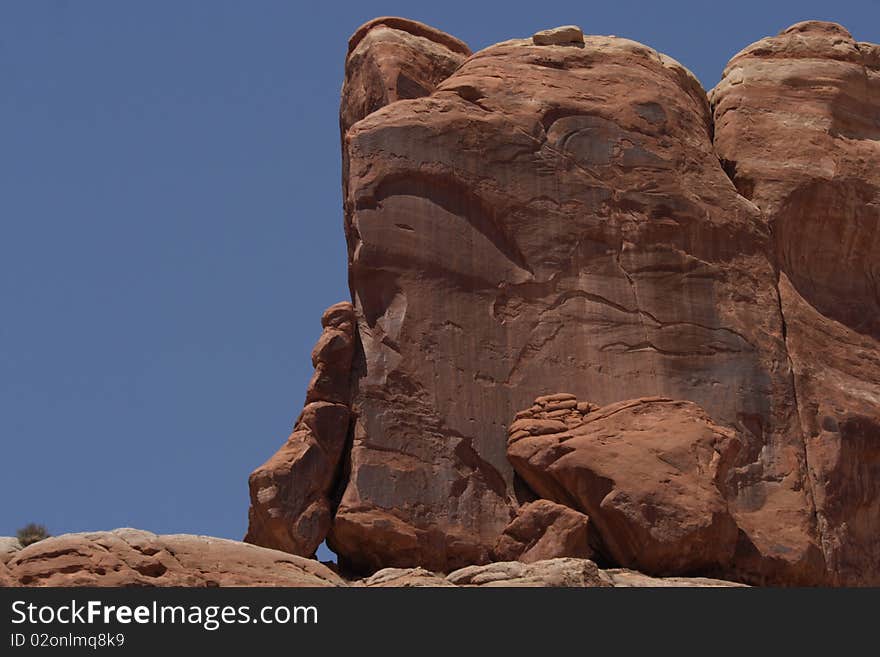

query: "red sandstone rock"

left=1, top=532, right=746, bottom=587
left=3, top=529, right=345, bottom=587
left=331, top=20, right=806, bottom=575
left=712, top=20, right=880, bottom=585
left=245, top=17, right=880, bottom=586
left=340, top=17, right=470, bottom=135
left=508, top=396, right=743, bottom=575
left=493, top=499, right=593, bottom=563
left=245, top=302, right=355, bottom=557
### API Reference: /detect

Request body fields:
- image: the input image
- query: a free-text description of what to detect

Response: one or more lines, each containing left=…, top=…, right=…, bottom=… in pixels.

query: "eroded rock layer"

left=2, top=530, right=345, bottom=587
left=248, top=18, right=880, bottom=586
left=0, top=531, right=745, bottom=587
left=712, top=20, right=880, bottom=585
left=332, top=20, right=812, bottom=576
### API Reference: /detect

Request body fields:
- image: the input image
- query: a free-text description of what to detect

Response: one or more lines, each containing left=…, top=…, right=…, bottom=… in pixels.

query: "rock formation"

left=0, top=530, right=744, bottom=587
left=508, top=396, right=743, bottom=575
left=2, top=530, right=345, bottom=587
left=244, top=18, right=880, bottom=586
left=711, top=20, right=880, bottom=585
left=245, top=302, right=356, bottom=557
left=492, top=499, right=593, bottom=563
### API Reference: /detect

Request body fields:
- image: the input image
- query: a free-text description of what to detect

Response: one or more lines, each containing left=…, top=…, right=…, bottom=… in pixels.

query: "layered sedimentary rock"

left=245, top=302, right=356, bottom=557
left=332, top=19, right=810, bottom=577
left=2, top=530, right=345, bottom=587
left=508, top=395, right=743, bottom=575
left=246, top=17, right=880, bottom=586
left=712, top=21, right=880, bottom=585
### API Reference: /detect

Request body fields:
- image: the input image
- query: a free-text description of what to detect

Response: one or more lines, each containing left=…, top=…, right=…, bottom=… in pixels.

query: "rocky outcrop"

left=604, top=569, right=748, bottom=588
left=340, top=17, right=470, bottom=135
left=245, top=17, right=880, bottom=586
left=1, top=531, right=746, bottom=587
left=447, top=557, right=611, bottom=587
left=2, top=529, right=345, bottom=587
left=361, top=559, right=745, bottom=587
left=333, top=19, right=808, bottom=577
left=245, top=302, right=356, bottom=557
left=357, top=567, right=455, bottom=587
left=712, top=20, right=880, bottom=585
left=493, top=499, right=593, bottom=563
left=508, top=395, right=742, bottom=575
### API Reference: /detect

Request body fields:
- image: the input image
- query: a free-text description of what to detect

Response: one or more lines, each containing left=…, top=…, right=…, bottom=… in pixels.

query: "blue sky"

left=1, top=1, right=877, bottom=561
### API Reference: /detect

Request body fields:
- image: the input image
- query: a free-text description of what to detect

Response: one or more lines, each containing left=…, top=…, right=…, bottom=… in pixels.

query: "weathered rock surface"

left=245, top=302, right=356, bottom=557
left=358, top=566, right=455, bottom=587
left=332, top=20, right=809, bottom=577
left=1, top=532, right=745, bottom=587
left=447, top=558, right=611, bottom=587
left=247, top=17, right=880, bottom=586
left=2, top=529, right=345, bottom=587
left=0, top=537, right=21, bottom=585
left=712, top=20, right=880, bottom=585
left=508, top=396, right=743, bottom=575
left=493, top=499, right=593, bottom=563
left=341, top=17, right=470, bottom=135
left=0, top=537, right=22, bottom=563
left=604, top=569, right=747, bottom=588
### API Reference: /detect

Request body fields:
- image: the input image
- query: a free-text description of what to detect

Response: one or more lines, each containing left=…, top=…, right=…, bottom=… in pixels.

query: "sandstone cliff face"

left=332, top=19, right=809, bottom=577
left=712, top=21, right=880, bottom=585
left=246, top=18, right=880, bottom=586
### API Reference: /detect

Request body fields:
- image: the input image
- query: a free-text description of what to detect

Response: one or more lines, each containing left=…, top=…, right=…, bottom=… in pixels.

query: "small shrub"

left=16, top=523, right=51, bottom=547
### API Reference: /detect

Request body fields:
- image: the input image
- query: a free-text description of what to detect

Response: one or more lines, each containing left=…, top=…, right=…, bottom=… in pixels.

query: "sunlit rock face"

left=332, top=18, right=808, bottom=578
left=246, top=17, right=880, bottom=586
left=712, top=20, right=880, bottom=585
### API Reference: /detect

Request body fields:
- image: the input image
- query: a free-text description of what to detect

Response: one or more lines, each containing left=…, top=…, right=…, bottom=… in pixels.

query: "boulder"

left=493, top=499, right=593, bottom=563
left=532, top=25, right=584, bottom=46
left=447, top=558, right=611, bottom=587
left=508, top=396, right=743, bottom=576
left=359, top=567, right=454, bottom=587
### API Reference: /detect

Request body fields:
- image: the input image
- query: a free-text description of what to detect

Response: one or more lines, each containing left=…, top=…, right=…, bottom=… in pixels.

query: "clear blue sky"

left=2, top=1, right=877, bottom=561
